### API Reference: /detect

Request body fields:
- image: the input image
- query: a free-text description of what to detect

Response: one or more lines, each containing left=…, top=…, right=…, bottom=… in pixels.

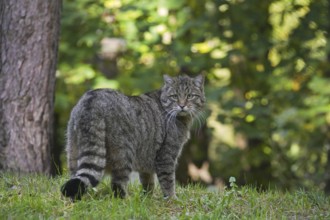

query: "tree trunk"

left=0, top=0, right=61, bottom=174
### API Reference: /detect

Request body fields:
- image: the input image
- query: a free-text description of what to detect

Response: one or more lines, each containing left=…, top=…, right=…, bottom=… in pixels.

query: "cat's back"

left=70, top=89, right=133, bottom=124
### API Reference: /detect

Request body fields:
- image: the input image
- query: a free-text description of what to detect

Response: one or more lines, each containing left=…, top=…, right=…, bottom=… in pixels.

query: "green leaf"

left=158, top=0, right=185, bottom=9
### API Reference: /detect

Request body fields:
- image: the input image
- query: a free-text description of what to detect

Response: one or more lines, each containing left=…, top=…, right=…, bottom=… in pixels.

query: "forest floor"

left=0, top=173, right=329, bottom=219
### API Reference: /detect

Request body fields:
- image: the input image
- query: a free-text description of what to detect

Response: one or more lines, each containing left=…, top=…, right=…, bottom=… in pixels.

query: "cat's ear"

left=163, top=74, right=174, bottom=85
left=194, top=74, right=204, bottom=87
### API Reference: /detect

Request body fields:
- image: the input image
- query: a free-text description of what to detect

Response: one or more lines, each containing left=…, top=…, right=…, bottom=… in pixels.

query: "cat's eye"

left=169, top=94, right=178, bottom=100
left=187, top=94, right=197, bottom=100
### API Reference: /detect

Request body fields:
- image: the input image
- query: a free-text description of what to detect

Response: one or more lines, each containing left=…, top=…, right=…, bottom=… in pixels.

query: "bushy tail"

left=61, top=117, right=106, bottom=201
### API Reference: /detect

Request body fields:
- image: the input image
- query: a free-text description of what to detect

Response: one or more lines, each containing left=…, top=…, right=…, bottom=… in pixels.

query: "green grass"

left=0, top=173, right=329, bottom=219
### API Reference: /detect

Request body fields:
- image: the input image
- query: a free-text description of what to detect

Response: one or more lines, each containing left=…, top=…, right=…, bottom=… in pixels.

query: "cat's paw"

left=61, top=178, right=87, bottom=201
left=163, top=194, right=178, bottom=200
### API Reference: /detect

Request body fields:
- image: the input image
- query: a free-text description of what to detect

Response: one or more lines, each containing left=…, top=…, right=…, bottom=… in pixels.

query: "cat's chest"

left=164, top=126, right=190, bottom=149
left=173, top=121, right=191, bottom=140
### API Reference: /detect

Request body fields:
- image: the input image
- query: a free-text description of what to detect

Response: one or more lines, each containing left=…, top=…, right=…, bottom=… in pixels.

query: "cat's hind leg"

left=139, top=172, right=155, bottom=194
left=111, top=169, right=131, bottom=198
left=109, top=147, right=133, bottom=198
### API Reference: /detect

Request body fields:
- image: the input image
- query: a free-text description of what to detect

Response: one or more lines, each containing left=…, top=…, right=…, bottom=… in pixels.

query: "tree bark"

left=0, top=0, right=61, bottom=174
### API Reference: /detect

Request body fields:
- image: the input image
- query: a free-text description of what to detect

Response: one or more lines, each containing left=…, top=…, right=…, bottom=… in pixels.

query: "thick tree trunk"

left=0, top=1, right=61, bottom=174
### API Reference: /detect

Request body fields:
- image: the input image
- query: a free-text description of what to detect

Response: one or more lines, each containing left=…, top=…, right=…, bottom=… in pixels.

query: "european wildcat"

left=61, top=74, right=205, bottom=200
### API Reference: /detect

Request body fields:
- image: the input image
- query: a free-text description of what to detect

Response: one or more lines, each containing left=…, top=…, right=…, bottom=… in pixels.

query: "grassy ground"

left=0, top=173, right=329, bottom=219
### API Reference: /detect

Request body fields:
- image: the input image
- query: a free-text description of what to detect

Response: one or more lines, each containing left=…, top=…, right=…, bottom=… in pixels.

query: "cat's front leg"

left=155, top=155, right=177, bottom=199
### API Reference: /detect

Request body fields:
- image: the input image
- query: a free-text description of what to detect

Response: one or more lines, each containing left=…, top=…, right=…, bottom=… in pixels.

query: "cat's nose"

left=179, top=105, right=185, bottom=110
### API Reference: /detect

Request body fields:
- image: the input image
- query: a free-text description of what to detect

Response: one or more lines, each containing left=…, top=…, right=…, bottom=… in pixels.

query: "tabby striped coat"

left=61, top=74, right=205, bottom=200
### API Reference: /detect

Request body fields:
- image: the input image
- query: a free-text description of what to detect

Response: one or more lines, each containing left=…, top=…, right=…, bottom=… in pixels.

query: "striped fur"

left=61, top=75, right=205, bottom=200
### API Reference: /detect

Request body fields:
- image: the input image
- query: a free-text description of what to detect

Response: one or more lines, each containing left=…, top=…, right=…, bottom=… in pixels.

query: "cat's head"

left=160, top=74, right=205, bottom=118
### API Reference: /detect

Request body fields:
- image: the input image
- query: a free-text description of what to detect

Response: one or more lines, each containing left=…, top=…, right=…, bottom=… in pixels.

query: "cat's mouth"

left=173, top=105, right=191, bottom=117
left=177, top=110, right=189, bottom=116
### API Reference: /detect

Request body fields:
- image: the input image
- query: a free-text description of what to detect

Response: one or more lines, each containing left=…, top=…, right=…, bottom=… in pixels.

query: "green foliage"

left=0, top=173, right=329, bottom=219
left=57, top=0, right=330, bottom=190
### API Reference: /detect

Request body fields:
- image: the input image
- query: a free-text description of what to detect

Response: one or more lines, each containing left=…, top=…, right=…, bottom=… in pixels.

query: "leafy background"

left=55, top=0, right=330, bottom=192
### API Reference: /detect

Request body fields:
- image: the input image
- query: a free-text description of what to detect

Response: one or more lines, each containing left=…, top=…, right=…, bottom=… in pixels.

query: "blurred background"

left=55, top=0, right=330, bottom=192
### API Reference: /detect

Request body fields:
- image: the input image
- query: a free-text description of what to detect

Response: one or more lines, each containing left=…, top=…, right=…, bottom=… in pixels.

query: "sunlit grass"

left=0, top=173, right=329, bottom=219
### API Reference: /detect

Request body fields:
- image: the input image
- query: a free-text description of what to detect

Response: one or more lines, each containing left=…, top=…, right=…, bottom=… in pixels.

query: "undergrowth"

left=0, top=173, right=329, bottom=219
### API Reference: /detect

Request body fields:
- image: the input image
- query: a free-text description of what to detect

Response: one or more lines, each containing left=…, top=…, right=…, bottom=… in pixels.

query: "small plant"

left=229, top=176, right=238, bottom=190
left=227, top=176, right=240, bottom=196
left=219, top=176, right=242, bottom=209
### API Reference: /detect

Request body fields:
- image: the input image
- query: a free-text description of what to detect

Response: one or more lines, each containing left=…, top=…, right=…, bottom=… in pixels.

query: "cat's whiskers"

left=187, top=110, right=197, bottom=135
left=164, top=108, right=178, bottom=130
left=190, top=108, right=206, bottom=136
